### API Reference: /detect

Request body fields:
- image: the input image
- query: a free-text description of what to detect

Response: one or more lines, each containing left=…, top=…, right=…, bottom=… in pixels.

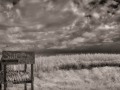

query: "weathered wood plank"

left=1, top=51, right=35, bottom=64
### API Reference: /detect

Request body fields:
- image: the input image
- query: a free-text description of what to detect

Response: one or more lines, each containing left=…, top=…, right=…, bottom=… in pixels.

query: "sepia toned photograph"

left=0, top=0, right=120, bottom=90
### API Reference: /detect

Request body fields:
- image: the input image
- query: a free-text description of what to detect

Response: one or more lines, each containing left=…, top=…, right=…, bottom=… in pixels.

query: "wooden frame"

left=0, top=51, right=35, bottom=90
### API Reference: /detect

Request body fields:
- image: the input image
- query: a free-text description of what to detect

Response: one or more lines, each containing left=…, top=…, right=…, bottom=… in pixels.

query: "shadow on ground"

left=59, top=63, right=120, bottom=70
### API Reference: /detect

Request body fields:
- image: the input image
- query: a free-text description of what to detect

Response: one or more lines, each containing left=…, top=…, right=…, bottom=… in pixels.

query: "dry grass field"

left=7, top=54, right=120, bottom=90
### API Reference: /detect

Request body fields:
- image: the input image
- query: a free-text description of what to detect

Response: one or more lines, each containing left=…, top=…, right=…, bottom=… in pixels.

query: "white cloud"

left=97, top=24, right=116, bottom=30
left=83, top=32, right=96, bottom=38
left=70, top=37, right=86, bottom=45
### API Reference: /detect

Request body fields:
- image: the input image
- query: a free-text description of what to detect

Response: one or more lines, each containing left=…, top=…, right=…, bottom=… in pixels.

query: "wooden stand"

left=2, top=64, right=34, bottom=90
left=0, top=51, right=35, bottom=90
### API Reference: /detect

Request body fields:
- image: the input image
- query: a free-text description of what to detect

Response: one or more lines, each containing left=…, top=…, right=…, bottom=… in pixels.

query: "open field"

left=6, top=54, right=120, bottom=90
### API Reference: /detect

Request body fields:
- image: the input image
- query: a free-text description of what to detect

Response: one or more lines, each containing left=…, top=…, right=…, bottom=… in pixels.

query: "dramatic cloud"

left=0, top=0, right=120, bottom=51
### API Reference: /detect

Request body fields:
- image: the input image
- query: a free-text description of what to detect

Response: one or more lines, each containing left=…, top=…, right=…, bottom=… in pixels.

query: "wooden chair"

left=0, top=51, right=35, bottom=90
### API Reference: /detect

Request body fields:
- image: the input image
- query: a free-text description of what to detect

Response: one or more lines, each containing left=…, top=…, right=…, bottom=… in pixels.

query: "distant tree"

left=11, top=0, right=20, bottom=5
left=1, top=0, right=20, bottom=5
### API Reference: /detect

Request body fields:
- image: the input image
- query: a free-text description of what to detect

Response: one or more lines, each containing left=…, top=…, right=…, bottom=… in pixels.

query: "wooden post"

left=0, top=62, right=2, bottom=90
left=0, top=85, right=1, bottom=90
left=4, top=65, right=7, bottom=90
left=0, top=83, right=1, bottom=90
left=24, top=64, right=27, bottom=90
left=31, top=64, right=34, bottom=90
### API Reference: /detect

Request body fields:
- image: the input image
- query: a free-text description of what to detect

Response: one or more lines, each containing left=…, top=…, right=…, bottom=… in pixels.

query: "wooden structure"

left=0, top=51, right=35, bottom=90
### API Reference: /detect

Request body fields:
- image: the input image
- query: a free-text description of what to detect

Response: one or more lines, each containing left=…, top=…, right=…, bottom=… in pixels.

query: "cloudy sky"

left=0, top=0, right=120, bottom=51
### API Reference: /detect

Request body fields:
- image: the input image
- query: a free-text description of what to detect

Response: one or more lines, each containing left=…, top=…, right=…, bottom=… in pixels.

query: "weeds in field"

left=35, top=54, right=120, bottom=72
left=7, top=53, right=120, bottom=73
left=6, top=54, right=120, bottom=90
